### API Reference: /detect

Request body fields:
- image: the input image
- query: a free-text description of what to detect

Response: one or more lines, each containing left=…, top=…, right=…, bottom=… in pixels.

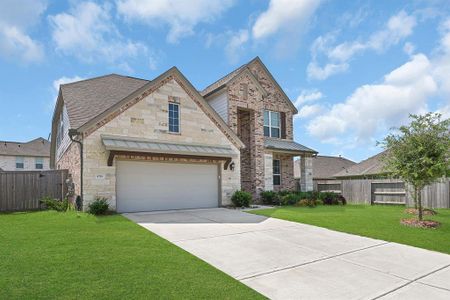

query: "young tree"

left=380, top=113, right=450, bottom=221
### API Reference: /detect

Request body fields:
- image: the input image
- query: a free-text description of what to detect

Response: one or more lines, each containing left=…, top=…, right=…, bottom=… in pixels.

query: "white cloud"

left=308, top=11, right=417, bottom=80
left=116, top=0, right=235, bottom=43
left=307, top=54, right=437, bottom=143
left=294, top=89, right=323, bottom=106
left=296, top=104, right=323, bottom=119
left=225, top=29, right=249, bottom=64
left=0, top=0, right=46, bottom=62
left=49, top=2, right=150, bottom=68
left=252, top=0, right=321, bottom=39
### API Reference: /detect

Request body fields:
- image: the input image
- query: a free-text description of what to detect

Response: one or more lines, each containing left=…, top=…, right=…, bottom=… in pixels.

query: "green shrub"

left=295, top=198, right=316, bottom=207
left=277, top=190, right=292, bottom=197
left=315, top=199, right=324, bottom=205
left=319, top=192, right=346, bottom=205
left=260, top=191, right=280, bottom=205
left=40, top=197, right=69, bottom=212
left=296, top=199, right=309, bottom=207
left=231, top=190, right=252, bottom=207
left=88, top=197, right=110, bottom=215
left=280, top=193, right=300, bottom=206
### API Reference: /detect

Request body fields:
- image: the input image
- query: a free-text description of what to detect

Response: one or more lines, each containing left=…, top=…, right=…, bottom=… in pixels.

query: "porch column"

left=300, top=154, right=313, bottom=191
left=264, top=152, right=273, bottom=191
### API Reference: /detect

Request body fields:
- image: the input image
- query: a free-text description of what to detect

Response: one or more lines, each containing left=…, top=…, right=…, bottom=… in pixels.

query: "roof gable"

left=60, top=74, right=149, bottom=129
left=247, top=57, right=298, bottom=113
left=79, top=67, right=245, bottom=149
left=0, top=138, right=50, bottom=157
left=294, top=155, right=356, bottom=179
left=201, top=57, right=298, bottom=113
left=334, top=151, right=387, bottom=178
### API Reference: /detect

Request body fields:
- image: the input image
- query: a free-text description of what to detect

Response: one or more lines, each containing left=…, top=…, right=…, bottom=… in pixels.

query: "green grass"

left=250, top=205, right=450, bottom=254
left=0, top=211, right=263, bottom=300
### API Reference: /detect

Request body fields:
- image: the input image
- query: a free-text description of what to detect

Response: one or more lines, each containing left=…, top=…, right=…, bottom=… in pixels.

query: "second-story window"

left=264, top=110, right=280, bottom=138
left=35, top=157, right=43, bottom=169
left=168, top=102, right=180, bottom=133
left=16, top=157, right=24, bottom=169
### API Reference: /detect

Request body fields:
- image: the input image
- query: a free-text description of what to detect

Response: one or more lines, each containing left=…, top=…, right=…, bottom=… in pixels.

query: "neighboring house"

left=331, top=151, right=449, bottom=208
left=0, top=138, right=50, bottom=171
left=50, top=57, right=316, bottom=212
left=294, top=155, right=355, bottom=191
left=333, top=152, right=387, bottom=179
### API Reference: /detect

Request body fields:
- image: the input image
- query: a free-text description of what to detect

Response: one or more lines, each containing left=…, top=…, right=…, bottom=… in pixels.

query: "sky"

left=0, top=0, right=449, bottom=162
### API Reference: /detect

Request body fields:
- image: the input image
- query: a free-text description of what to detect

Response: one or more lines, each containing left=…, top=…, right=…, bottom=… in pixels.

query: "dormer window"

left=264, top=110, right=280, bottom=138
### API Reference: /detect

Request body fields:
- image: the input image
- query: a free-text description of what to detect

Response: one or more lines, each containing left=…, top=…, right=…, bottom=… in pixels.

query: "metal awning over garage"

left=101, top=135, right=237, bottom=169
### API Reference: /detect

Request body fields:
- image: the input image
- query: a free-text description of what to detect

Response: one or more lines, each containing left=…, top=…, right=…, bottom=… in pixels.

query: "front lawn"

left=250, top=205, right=450, bottom=254
left=0, top=211, right=263, bottom=299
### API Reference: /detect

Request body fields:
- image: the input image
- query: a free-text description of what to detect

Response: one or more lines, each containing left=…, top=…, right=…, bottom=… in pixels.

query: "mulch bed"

left=400, top=218, right=441, bottom=229
left=404, top=208, right=437, bottom=216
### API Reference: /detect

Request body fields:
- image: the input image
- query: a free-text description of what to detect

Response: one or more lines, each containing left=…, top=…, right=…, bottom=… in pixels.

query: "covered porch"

left=264, top=138, right=317, bottom=192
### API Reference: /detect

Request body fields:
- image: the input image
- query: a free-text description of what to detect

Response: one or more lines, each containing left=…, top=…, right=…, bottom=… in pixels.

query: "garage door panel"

left=117, top=160, right=218, bottom=212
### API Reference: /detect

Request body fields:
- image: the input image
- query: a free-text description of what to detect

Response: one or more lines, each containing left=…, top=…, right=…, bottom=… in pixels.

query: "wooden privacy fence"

left=311, top=178, right=450, bottom=208
left=0, top=170, right=68, bottom=212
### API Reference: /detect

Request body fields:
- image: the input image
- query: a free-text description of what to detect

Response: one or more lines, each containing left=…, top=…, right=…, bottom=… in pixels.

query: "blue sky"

left=0, top=0, right=449, bottom=162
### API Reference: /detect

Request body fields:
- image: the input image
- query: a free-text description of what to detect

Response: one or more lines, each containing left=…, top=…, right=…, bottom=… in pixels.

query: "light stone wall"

left=264, top=152, right=273, bottom=191
left=0, top=155, right=50, bottom=171
left=300, top=155, right=314, bottom=191
left=82, top=79, right=240, bottom=209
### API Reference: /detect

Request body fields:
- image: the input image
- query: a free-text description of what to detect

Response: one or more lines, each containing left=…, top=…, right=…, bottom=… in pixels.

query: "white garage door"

left=116, top=160, right=219, bottom=213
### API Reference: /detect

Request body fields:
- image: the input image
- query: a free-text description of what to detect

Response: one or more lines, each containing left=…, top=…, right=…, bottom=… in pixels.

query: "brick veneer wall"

left=226, top=60, right=296, bottom=199
left=56, top=142, right=81, bottom=195
left=273, top=153, right=296, bottom=192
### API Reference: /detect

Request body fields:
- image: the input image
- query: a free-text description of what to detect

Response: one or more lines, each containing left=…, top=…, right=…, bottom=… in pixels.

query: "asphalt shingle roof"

left=0, top=138, right=50, bottom=157
left=264, top=138, right=317, bottom=154
left=333, top=151, right=387, bottom=178
left=294, top=155, right=356, bottom=179
left=60, top=74, right=149, bottom=129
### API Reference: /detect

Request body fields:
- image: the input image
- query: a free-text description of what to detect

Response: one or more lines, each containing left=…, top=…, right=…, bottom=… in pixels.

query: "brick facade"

left=225, top=60, right=297, bottom=198
left=273, top=153, right=296, bottom=192
left=56, top=142, right=81, bottom=195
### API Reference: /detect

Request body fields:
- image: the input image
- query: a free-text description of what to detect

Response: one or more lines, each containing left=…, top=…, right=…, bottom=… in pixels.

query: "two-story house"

left=0, top=138, right=50, bottom=171
left=50, top=57, right=316, bottom=212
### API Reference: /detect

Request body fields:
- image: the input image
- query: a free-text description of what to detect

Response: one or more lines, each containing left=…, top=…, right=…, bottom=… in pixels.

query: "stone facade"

left=80, top=78, right=240, bottom=209
left=300, top=155, right=314, bottom=191
left=0, top=155, right=50, bottom=171
left=264, top=152, right=273, bottom=191
left=224, top=60, right=297, bottom=198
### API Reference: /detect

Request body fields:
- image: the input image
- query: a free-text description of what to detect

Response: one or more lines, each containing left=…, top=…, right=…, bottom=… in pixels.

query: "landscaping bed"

left=0, top=211, right=263, bottom=299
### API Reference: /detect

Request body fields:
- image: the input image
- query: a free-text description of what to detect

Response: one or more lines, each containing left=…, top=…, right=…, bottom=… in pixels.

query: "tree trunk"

left=413, top=187, right=418, bottom=209
left=417, top=187, right=423, bottom=221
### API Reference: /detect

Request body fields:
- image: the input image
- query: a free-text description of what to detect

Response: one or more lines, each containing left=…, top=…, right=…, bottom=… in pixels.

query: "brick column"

left=300, top=154, right=313, bottom=191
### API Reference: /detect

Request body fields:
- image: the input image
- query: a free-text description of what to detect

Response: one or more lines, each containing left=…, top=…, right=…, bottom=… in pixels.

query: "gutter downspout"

left=68, top=129, right=83, bottom=209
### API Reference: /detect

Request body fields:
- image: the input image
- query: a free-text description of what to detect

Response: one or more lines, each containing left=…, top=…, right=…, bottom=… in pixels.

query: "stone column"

left=300, top=154, right=313, bottom=191
left=264, top=152, right=273, bottom=191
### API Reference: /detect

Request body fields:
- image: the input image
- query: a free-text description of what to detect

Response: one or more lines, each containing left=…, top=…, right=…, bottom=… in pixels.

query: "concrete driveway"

left=124, top=208, right=450, bottom=300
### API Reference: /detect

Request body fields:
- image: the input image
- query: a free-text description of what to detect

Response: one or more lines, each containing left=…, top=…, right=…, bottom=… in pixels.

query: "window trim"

left=273, top=159, right=281, bottom=186
left=168, top=102, right=180, bottom=134
left=35, top=157, right=44, bottom=170
left=264, top=110, right=281, bottom=138
left=16, top=156, right=24, bottom=169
